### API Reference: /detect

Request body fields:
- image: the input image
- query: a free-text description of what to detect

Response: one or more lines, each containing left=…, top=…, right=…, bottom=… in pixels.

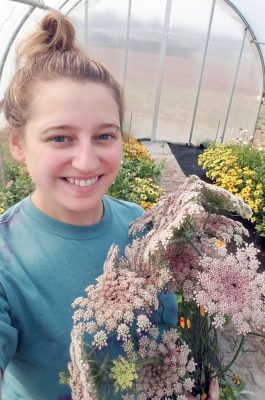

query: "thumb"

left=207, top=378, right=219, bottom=399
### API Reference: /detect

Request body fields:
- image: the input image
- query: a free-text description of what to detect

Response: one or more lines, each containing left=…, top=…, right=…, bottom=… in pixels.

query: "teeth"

left=67, top=177, right=98, bottom=187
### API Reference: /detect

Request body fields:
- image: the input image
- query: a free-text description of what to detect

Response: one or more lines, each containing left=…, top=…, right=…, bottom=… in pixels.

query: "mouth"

left=64, top=176, right=100, bottom=187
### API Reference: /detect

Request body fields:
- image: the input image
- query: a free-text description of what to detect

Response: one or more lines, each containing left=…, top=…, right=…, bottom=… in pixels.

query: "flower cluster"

left=67, top=175, right=265, bottom=400
left=71, top=245, right=159, bottom=341
left=122, top=135, right=153, bottom=162
left=128, top=177, right=164, bottom=210
left=194, top=244, right=265, bottom=335
left=134, top=331, right=195, bottom=400
left=109, top=135, right=164, bottom=209
left=198, top=143, right=265, bottom=233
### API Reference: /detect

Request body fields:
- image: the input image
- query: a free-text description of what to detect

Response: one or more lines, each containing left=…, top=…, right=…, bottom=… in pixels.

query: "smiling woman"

left=10, top=79, right=123, bottom=225
left=0, top=10, right=145, bottom=400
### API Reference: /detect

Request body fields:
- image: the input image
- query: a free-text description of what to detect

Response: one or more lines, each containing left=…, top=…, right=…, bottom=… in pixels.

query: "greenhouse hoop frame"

left=0, top=0, right=264, bottom=145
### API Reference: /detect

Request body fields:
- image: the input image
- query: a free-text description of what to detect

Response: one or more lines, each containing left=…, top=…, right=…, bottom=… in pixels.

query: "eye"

left=97, top=133, right=115, bottom=141
left=50, top=136, right=71, bottom=143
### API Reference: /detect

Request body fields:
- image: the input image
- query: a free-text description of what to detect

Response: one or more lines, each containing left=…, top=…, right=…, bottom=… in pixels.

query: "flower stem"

left=136, top=358, right=163, bottom=367
left=188, top=240, right=203, bottom=257
left=222, top=335, right=245, bottom=373
left=202, top=212, right=211, bottom=231
left=247, top=332, right=265, bottom=339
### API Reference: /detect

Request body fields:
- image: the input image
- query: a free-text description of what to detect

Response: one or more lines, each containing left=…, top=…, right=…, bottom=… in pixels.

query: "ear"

left=9, top=131, right=25, bottom=162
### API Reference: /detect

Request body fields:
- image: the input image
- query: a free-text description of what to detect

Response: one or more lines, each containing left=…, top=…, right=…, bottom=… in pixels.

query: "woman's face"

left=10, top=79, right=123, bottom=225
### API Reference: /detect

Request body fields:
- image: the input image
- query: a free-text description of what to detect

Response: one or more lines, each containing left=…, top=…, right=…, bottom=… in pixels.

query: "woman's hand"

left=186, top=378, right=219, bottom=399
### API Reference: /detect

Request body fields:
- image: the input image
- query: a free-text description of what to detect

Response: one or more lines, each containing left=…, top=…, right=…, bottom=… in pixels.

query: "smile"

left=66, top=177, right=99, bottom=187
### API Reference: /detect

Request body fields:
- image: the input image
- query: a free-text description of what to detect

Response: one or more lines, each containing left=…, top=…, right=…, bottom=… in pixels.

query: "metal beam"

left=9, top=0, right=49, bottom=9
left=223, top=0, right=265, bottom=139
left=84, top=0, right=89, bottom=49
left=122, top=0, right=132, bottom=91
left=59, top=0, right=71, bottom=9
left=65, top=0, right=82, bottom=16
left=188, top=0, right=216, bottom=146
left=0, top=6, right=36, bottom=81
left=0, top=0, right=70, bottom=83
left=220, top=28, right=247, bottom=142
left=150, top=0, right=172, bottom=141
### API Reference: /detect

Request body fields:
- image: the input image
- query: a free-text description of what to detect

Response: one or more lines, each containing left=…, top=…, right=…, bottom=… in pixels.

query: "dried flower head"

left=72, top=246, right=159, bottom=347
left=194, top=244, right=265, bottom=335
left=134, top=330, right=195, bottom=399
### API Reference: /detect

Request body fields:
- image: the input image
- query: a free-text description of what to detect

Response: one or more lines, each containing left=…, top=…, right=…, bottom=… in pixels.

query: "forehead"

left=27, top=79, right=120, bottom=128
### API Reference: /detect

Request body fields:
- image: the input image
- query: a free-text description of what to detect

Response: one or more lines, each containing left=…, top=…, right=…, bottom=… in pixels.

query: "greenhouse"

left=0, top=0, right=265, bottom=145
left=0, top=2, right=265, bottom=400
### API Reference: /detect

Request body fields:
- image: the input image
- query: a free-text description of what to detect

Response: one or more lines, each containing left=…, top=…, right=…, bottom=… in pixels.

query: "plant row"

left=198, top=143, right=265, bottom=236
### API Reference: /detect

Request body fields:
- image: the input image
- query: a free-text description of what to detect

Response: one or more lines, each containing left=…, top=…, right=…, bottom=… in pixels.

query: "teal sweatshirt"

left=0, top=195, right=177, bottom=399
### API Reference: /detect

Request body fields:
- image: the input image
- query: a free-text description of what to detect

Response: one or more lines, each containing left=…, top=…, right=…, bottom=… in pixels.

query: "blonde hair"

left=1, top=10, right=124, bottom=131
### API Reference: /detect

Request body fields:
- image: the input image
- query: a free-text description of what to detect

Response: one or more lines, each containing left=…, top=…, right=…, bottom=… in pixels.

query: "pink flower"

left=72, top=246, right=159, bottom=345
left=194, top=245, right=265, bottom=335
left=165, top=243, right=200, bottom=296
left=68, top=331, right=97, bottom=400
left=134, top=330, right=195, bottom=399
left=129, top=175, right=251, bottom=261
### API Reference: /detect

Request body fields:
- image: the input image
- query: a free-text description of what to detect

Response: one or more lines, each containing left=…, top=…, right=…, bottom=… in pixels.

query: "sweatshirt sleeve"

left=151, top=292, right=178, bottom=327
left=0, top=283, right=18, bottom=372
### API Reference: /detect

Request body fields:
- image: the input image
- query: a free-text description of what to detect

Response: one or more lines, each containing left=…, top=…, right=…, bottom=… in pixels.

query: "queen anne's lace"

left=68, top=175, right=264, bottom=399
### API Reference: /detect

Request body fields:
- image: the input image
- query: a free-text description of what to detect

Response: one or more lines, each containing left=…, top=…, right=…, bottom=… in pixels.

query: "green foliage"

left=109, top=136, right=164, bottom=209
left=0, top=160, right=35, bottom=210
left=198, top=143, right=265, bottom=236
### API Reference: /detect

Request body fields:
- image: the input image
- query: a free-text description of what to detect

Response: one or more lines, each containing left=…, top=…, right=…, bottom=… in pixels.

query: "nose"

left=71, top=141, right=100, bottom=172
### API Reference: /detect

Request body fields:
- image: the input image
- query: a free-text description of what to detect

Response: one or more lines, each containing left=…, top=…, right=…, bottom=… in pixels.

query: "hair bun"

left=15, top=11, right=77, bottom=67
left=41, top=11, right=76, bottom=51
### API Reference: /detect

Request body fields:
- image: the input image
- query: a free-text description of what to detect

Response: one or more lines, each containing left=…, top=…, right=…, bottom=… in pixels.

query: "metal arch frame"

left=0, top=0, right=81, bottom=83
left=188, top=0, right=216, bottom=145
left=219, top=0, right=265, bottom=141
left=1, top=0, right=264, bottom=143
left=187, top=0, right=265, bottom=145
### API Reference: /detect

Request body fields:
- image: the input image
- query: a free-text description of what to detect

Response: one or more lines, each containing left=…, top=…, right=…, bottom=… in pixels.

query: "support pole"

left=122, top=0, right=132, bottom=91
left=220, top=28, right=247, bottom=142
left=0, top=6, right=36, bottom=82
left=84, top=0, right=89, bottom=49
left=150, top=0, right=172, bottom=142
left=188, top=0, right=216, bottom=145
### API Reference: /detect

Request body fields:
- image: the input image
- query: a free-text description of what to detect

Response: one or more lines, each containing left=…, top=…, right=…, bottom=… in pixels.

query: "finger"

left=208, top=377, right=220, bottom=399
left=184, top=391, right=196, bottom=399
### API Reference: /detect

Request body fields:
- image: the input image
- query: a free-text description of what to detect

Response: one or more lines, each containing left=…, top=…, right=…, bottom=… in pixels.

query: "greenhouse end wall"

left=0, top=0, right=264, bottom=146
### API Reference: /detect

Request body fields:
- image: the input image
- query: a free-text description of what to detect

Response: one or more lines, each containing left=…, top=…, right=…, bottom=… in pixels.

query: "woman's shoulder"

left=0, top=199, right=25, bottom=228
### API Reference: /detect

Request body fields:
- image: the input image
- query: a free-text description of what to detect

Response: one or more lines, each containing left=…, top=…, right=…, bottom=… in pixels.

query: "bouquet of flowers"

left=61, top=176, right=265, bottom=399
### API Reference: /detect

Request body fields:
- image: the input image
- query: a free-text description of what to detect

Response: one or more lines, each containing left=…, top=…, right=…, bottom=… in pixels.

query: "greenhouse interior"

left=0, top=2, right=265, bottom=400
left=0, top=0, right=265, bottom=145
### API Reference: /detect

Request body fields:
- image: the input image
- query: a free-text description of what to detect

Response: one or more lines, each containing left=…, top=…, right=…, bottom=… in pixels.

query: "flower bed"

left=0, top=135, right=164, bottom=212
left=198, top=143, right=265, bottom=236
left=108, top=135, right=164, bottom=209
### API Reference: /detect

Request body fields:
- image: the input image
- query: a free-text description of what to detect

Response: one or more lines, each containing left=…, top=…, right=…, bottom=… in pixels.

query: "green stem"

left=202, top=212, right=211, bottom=231
left=222, top=335, right=245, bottom=373
left=136, top=357, right=163, bottom=367
left=188, top=240, right=203, bottom=257
left=247, top=332, right=265, bottom=339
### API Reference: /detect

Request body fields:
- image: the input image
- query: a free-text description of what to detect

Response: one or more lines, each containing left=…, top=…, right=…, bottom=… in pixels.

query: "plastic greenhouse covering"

left=0, top=0, right=264, bottom=145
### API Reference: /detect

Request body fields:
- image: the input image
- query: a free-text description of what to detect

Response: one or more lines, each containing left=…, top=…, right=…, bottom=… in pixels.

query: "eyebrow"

left=42, top=123, right=121, bottom=134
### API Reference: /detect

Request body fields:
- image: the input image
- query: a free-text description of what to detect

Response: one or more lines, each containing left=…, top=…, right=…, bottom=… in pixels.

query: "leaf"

left=176, top=293, right=183, bottom=304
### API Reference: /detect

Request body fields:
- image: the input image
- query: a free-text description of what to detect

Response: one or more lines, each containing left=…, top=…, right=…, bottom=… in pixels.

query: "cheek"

left=25, top=153, right=63, bottom=179
left=106, top=145, right=122, bottom=170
